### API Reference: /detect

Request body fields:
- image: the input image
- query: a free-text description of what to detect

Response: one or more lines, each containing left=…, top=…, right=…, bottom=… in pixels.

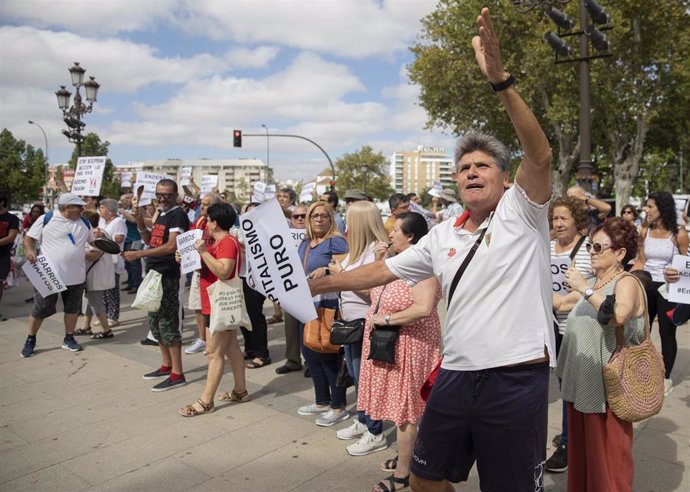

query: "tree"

left=68, top=132, right=120, bottom=199
left=408, top=0, right=690, bottom=208
left=334, top=146, right=393, bottom=201
left=0, top=128, right=46, bottom=205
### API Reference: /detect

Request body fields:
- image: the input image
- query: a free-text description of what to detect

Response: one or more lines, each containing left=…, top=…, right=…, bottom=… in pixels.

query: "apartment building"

left=389, top=146, right=454, bottom=194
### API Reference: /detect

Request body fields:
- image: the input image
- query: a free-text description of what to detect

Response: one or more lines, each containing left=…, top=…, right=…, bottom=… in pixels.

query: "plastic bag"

left=132, top=270, right=163, bottom=312
left=207, top=277, right=251, bottom=333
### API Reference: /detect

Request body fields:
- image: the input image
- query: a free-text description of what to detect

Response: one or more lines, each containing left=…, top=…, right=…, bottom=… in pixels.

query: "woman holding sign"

left=546, top=196, right=594, bottom=473
left=179, top=202, right=249, bottom=417
left=632, top=191, right=689, bottom=396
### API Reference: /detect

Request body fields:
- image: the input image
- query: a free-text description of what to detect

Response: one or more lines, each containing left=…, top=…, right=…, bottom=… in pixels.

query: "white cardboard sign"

left=200, top=175, right=218, bottom=194
left=134, top=172, right=170, bottom=206
left=120, top=172, right=132, bottom=188
left=241, top=198, right=317, bottom=323
left=289, top=228, right=307, bottom=249
left=180, top=167, right=192, bottom=186
left=176, top=229, right=203, bottom=275
left=667, top=254, right=690, bottom=303
left=22, top=255, right=67, bottom=298
left=551, top=257, right=572, bottom=293
left=71, top=157, right=106, bottom=196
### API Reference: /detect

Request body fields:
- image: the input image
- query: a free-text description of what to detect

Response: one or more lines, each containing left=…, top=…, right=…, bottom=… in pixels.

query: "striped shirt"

left=551, top=239, right=594, bottom=334
left=556, top=278, right=646, bottom=414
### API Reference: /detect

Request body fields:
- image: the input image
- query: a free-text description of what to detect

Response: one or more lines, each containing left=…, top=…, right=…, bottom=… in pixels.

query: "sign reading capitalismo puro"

left=241, top=199, right=317, bottom=323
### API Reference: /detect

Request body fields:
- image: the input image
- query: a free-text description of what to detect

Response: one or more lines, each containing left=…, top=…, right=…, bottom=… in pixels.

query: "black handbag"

left=329, top=318, right=365, bottom=345
left=367, top=285, right=400, bottom=364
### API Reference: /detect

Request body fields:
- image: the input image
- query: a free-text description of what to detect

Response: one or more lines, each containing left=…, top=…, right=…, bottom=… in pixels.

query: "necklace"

left=594, top=269, right=624, bottom=290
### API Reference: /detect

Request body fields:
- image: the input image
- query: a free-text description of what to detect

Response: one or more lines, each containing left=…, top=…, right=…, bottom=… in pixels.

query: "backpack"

left=43, top=210, right=91, bottom=229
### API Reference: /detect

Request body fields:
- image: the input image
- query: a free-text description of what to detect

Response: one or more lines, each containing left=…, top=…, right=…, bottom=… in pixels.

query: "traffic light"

left=233, top=130, right=242, bottom=148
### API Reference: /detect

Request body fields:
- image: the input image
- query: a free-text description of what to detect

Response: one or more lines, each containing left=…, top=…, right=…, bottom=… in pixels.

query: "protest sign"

left=264, top=184, right=276, bottom=200
left=241, top=198, right=317, bottom=323
left=299, top=182, right=315, bottom=203
left=134, top=172, right=169, bottom=206
left=551, top=257, right=571, bottom=293
left=176, top=229, right=203, bottom=275
left=200, top=175, right=218, bottom=194
left=71, top=157, right=106, bottom=196
left=120, top=172, right=132, bottom=188
left=252, top=181, right=266, bottom=203
left=668, top=254, right=690, bottom=303
left=180, top=167, right=193, bottom=186
left=289, top=228, right=307, bottom=249
left=22, top=255, right=67, bottom=298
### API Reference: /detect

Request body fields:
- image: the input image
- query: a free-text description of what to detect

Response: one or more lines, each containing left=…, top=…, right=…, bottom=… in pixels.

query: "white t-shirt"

left=85, top=244, right=115, bottom=291
left=28, top=211, right=94, bottom=286
left=550, top=239, right=594, bottom=335
left=340, top=242, right=376, bottom=321
left=386, top=182, right=555, bottom=371
left=101, top=216, right=127, bottom=273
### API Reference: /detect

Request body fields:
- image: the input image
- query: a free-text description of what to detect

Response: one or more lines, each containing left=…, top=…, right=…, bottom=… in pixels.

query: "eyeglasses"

left=310, top=213, right=331, bottom=221
left=156, top=193, right=175, bottom=199
left=292, top=214, right=306, bottom=219
left=586, top=242, right=614, bottom=254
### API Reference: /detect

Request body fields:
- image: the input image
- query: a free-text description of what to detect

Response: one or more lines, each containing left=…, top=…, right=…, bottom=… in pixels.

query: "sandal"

left=380, top=455, right=399, bottom=472
left=179, top=399, right=215, bottom=417
left=266, top=315, right=283, bottom=324
left=74, top=328, right=92, bottom=336
left=246, top=357, right=271, bottom=369
left=218, top=389, right=251, bottom=402
left=374, top=474, right=409, bottom=492
left=91, top=330, right=114, bottom=340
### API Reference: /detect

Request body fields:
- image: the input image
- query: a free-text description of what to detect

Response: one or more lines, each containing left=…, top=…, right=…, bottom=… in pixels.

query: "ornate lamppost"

left=55, top=62, right=100, bottom=157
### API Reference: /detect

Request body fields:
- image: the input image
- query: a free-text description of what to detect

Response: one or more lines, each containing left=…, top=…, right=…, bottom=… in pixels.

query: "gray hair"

left=100, top=198, right=119, bottom=215
left=455, top=133, right=511, bottom=173
left=204, top=193, right=222, bottom=205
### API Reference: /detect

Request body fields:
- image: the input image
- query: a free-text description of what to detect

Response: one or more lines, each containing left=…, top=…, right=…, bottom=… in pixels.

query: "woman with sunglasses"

left=553, top=217, right=646, bottom=491
left=632, top=191, right=688, bottom=396
left=297, top=201, right=349, bottom=427
left=619, top=204, right=638, bottom=226
left=546, top=196, right=595, bottom=473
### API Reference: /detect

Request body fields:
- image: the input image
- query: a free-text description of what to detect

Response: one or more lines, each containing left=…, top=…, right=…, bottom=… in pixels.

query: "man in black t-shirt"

left=0, top=193, right=20, bottom=321
left=123, top=179, right=190, bottom=391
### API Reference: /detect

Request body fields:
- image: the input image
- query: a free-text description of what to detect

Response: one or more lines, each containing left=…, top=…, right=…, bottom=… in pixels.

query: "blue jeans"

left=299, top=322, right=346, bottom=409
left=344, top=342, right=383, bottom=435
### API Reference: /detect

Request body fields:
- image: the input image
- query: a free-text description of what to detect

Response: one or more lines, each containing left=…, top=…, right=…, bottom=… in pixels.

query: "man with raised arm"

left=310, top=8, right=554, bottom=491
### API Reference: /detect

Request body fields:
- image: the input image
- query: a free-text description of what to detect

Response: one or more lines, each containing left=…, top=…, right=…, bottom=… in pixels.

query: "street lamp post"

left=28, top=120, right=49, bottom=207
left=56, top=62, right=100, bottom=158
left=514, top=0, right=613, bottom=193
left=261, top=124, right=270, bottom=168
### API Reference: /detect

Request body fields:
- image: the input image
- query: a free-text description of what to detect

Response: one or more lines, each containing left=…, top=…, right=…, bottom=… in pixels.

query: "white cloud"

left=0, top=0, right=180, bottom=34
left=180, top=0, right=436, bottom=59
left=0, top=26, right=230, bottom=92
left=225, top=46, right=280, bottom=69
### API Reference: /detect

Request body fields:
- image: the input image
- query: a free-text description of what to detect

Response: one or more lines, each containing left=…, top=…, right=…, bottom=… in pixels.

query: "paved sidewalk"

left=0, top=280, right=688, bottom=491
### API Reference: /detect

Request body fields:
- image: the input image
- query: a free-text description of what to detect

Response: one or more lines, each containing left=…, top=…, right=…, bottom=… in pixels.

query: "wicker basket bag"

left=602, top=274, right=665, bottom=423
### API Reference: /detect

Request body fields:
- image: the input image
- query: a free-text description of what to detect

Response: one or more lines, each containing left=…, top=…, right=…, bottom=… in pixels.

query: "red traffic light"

left=233, top=130, right=242, bottom=148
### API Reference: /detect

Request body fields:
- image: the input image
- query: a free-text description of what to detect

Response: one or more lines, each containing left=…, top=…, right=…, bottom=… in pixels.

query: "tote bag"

left=132, top=269, right=163, bottom=312
left=207, top=250, right=250, bottom=333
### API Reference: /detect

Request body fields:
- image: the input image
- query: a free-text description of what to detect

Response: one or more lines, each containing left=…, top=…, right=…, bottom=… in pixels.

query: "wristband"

left=490, top=73, right=515, bottom=93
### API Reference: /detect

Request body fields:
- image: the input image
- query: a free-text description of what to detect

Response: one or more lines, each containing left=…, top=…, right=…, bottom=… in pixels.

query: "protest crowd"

left=1, top=8, right=682, bottom=492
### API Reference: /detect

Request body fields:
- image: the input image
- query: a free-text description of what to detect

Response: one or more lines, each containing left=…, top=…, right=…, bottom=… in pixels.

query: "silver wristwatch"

left=583, top=288, right=595, bottom=300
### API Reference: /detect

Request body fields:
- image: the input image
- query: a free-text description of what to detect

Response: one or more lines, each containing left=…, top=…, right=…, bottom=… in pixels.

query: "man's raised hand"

left=471, top=8, right=508, bottom=85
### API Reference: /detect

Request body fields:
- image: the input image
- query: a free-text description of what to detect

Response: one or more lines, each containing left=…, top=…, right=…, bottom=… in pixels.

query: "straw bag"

left=602, top=274, right=665, bottom=422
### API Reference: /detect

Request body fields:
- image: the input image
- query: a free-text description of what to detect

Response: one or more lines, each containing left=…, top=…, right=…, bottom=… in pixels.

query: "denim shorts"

left=411, top=363, right=549, bottom=491
left=32, top=283, right=86, bottom=318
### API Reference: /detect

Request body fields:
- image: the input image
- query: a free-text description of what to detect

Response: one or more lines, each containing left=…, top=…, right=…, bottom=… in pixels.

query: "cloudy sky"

left=0, top=0, right=464, bottom=182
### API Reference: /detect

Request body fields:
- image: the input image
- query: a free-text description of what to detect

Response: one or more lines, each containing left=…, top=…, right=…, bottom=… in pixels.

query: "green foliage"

left=68, top=133, right=120, bottom=199
left=334, top=146, right=394, bottom=202
left=0, top=128, right=46, bottom=205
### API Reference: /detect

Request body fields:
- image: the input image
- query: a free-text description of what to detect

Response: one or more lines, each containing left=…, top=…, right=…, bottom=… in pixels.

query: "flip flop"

left=246, top=357, right=271, bottom=369
left=91, top=330, right=114, bottom=340
left=74, top=328, right=93, bottom=336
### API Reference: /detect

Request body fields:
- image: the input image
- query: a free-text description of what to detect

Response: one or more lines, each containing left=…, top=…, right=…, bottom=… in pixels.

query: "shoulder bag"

left=421, top=218, right=488, bottom=401
left=302, top=240, right=341, bottom=353
left=208, top=237, right=251, bottom=333
left=367, top=284, right=401, bottom=364
left=602, top=273, right=665, bottom=422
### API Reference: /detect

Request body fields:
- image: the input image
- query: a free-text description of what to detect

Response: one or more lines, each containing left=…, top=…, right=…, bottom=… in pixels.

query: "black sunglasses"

left=292, top=214, right=306, bottom=219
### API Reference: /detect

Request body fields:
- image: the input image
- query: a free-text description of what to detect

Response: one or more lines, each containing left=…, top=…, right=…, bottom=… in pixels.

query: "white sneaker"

left=297, top=403, right=330, bottom=416
left=346, top=431, right=388, bottom=456
left=337, top=420, right=367, bottom=440
left=315, top=409, right=350, bottom=427
left=664, top=378, right=673, bottom=397
left=185, top=338, right=206, bottom=354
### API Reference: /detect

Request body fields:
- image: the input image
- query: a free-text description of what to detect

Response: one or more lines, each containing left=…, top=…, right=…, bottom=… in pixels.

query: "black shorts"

left=31, top=283, right=85, bottom=318
left=411, top=363, right=549, bottom=491
left=0, top=256, right=9, bottom=281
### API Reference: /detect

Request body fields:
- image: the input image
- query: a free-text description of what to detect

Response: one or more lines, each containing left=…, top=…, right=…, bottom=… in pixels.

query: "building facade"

left=115, top=158, right=269, bottom=198
left=389, top=146, right=454, bottom=195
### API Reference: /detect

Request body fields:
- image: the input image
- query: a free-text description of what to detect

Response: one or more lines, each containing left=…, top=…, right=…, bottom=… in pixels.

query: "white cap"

left=58, top=193, right=86, bottom=206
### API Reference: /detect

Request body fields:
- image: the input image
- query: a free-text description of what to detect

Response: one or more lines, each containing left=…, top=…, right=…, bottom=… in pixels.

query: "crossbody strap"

left=614, top=273, right=651, bottom=348
left=569, top=235, right=587, bottom=261
left=447, top=212, right=491, bottom=308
